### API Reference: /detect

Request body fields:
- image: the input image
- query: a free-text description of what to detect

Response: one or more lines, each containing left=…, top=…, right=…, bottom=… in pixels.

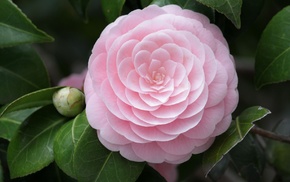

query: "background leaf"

left=267, top=119, right=290, bottom=176
left=229, top=134, right=265, bottom=181
left=68, top=0, right=91, bottom=21
left=7, top=105, right=67, bottom=178
left=0, top=161, right=3, bottom=182
left=101, top=0, right=125, bottom=22
left=196, top=0, right=242, bottom=28
left=0, top=0, right=53, bottom=47
left=136, top=164, right=166, bottom=182
left=202, top=106, right=270, bottom=176
left=0, top=45, right=50, bottom=104
left=223, top=0, right=265, bottom=40
left=73, top=122, right=145, bottom=182
left=151, top=0, right=215, bottom=21
left=54, top=111, right=88, bottom=179
left=208, top=155, right=230, bottom=181
left=0, top=108, right=39, bottom=141
left=255, top=6, right=290, bottom=89
left=0, top=87, right=62, bottom=116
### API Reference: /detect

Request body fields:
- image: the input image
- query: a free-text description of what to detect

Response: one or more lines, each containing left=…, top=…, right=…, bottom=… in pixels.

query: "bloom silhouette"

left=84, top=5, right=239, bottom=164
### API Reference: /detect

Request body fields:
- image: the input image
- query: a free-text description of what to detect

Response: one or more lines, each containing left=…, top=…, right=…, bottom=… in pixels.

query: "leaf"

left=229, top=135, right=265, bottom=181
left=223, top=0, right=265, bottom=40
left=101, top=0, right=125, bottom=22
left=0, top=45, right=50, bottom=104
left=0, top=0, right=53, bottom=47
left=7, top=105, right=67, bottom=178
left=0, top=108, right=39, bottom=141
left=68, top=0, right=91, bottom=21
left=255, top=6, right=290, bottom=89
left=208, top=155, right=230, bottom=181
left=0, top=86, right=62, bottom=117
left=54, top=111, right=88, bottom=178
left=141, top=0, right=152, bottom=7
left=202, top=106, right=270, bottom=176
left=151, top=0, right=215, bottom=21
left=267, top=119, right=290, bottom=175
left=73, top=121, right=145, bottom=182
left=196, top=0, right=242, bottom=28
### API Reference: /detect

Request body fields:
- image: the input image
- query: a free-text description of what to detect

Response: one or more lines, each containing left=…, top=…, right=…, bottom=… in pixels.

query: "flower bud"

left=52, top=87, right=85, bottom=117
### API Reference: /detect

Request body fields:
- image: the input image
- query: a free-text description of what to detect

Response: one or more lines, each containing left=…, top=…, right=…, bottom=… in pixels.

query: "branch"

left=251, top=126, right=290, bottom=144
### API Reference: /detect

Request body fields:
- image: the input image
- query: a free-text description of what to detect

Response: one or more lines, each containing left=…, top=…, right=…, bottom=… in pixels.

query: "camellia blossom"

left=84, top=5, right=239, bottom=164
left=58, top=69, right=87, bottom=90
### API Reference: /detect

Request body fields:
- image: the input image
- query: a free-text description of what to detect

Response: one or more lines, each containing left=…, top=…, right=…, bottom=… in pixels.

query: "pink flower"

left=58, top=69, right=87, bottom=90
left=84, top=5, right=238, bottom=164
left=149, top=163, right=178, bottom=182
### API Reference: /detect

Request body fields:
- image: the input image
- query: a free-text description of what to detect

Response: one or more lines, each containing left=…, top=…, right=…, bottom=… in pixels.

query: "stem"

left=251, top=126, right=290, bottom=144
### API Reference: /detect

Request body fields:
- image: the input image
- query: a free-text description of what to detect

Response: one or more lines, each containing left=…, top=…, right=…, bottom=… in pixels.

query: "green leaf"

left=7, top=105, right=67, bottom=178
left=54, top=111, right=88, bottom=178
left=255, top=6, right=290, bottom=89
left=0, top=87, right=62, bottom=117
left=73, top=121, right=145, bottom=182
left=224, top=0, right=265, bottom=40
left=0, top=108, right=39, bottom=141
left=229, top=135, right=265, bottom=181
left=202, top=106, right=270, bottom=176
left=208, top=155, right=230, bottom=181
left=0, top=45, right=50, bottom=104
left=196, top=0, right=242, bottom=28
left=141, top=0, right=152, bottom=7
left=151, top=0, right=215, bottom=21
left=68, top=0, right=91, bottom=21
left=0, top=0, right=53, bottom=47
left=101, top=0, right=125, bottom=23
left=267, top=119, right=290, bottom=175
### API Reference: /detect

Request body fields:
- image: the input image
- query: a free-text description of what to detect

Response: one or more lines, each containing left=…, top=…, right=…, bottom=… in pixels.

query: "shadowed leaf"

left=202, top=106, right=270, bottom=176
left=7, top=105, right=67, bottom=178
left=0, top=0, right=53, bottom=47
left=196, top=0, right=242, bottom=28
left=255, top=6, right=290, bottom=88
left=0, top=45, right=50, bottom=104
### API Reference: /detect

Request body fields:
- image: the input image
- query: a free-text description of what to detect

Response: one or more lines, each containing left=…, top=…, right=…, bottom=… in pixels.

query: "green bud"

left=52, top=87, right=85, bottom=117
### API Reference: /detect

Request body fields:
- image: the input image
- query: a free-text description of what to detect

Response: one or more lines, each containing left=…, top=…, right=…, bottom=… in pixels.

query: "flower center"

left=152, top=71, right=165, bottom=85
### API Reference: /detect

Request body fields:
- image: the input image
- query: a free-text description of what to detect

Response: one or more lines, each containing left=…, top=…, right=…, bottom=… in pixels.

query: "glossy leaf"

left=196, top=0, right=242, bottom=28
left=7, top=105, right=67, bottom=178
left=0, top=45, right=50, bottom=104
left=0, top=87, right=62, bottom=117
left=151, top=0, right=215, bottom=21
left=0, top=0, right=53, bottom=47
left=255, top=6, right=290, bottom=88
left=0, top=108, right=39, bottom=141
left=73, top=121, right=145, bottom=182
left=53, top=111, right=88, bottom=178
left=101, top=0, right=125, bottom=22
left=68, top=0, right=91, bottom=21
left=202, top=106, right=270, bottom=176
